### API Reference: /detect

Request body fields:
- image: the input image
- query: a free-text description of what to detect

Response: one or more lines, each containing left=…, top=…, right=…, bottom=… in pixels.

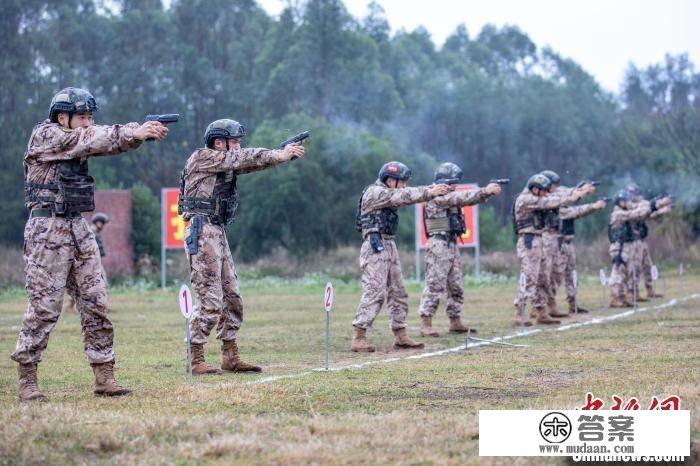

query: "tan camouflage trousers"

left=515, top=234, right=546, bottom=315
left=609, top=242, right=633, bottom=303
left=418, top=237, right=463, bottom=318
left=353, top=238, right=408, bottom=330
left=552, top=240, right=576, bottom=302
left=12, top=216, right=114, bottom=365
left=542, top=231, right=560, bottom=309
left=186, top=222, right=243, bottom=345
left=632, top=240, right=654, bottom=294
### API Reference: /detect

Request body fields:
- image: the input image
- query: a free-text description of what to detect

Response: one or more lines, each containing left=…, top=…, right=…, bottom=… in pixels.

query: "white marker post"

left=632, top=267, right=638, bottom=311
left=651, top=265, right=659, bottom=298
left=680, top=262, right=685, bottom=296
left=599, top=268, right=607, bottom=311
left=178, top=284, right=194, bottom=383
left=323, top=282, right=334, bottom=371
left=518, top=273, right=527, bottom=334
left=572, top=270, right=579, bottom=315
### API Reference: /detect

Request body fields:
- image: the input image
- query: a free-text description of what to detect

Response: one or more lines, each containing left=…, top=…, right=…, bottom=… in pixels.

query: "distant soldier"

left=12, top=87, right=168, bottom=402
left=179, top=119, right=304, bottom=375
left=552, top=200, right=607, bottom=314
left=627, top=183, right=669, bottom=300
left=418, top=163, right=502, bottom=337
left=608, top=190, right=672, bottom=307
left=539, top=170, right=596, bottom=318
left=352, top=162, right=452, bottom=352
left=512, top=174, right=590, bottom=326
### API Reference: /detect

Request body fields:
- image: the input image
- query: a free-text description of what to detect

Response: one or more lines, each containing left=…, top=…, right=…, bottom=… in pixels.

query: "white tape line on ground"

left=246, top=293, right=699, bottom=386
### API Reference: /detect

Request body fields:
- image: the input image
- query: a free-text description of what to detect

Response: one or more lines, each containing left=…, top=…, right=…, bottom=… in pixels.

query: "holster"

left=185, top=216, right=203, bottom=255
left=369, top=232, right=385, bottom=253
left=557, top=236, right=563, bottom=251
left=524, top=233, right=534, bottom=250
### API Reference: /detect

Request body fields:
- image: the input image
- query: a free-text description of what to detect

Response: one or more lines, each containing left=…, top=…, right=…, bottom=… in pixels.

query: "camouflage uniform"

left=182, top=147, right=287, bottom=345
left=542, top=186, right=575, bottom=315
left=608, top=202, right=652, bottom=305
left=629, top=200, right=665, bottom=299
left=418, top=188, right=493, bottom=318
left=513, top=188, right=574, bottom=321
left=353, top=181, right=433, bottom=330
left=12, top=120, right=142, bottom=366
left=552, top=202, right=604, bottom=308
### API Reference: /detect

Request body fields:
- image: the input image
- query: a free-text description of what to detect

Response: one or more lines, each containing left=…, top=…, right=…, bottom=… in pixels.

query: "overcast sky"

left=257, top=0, right=700, bottom=93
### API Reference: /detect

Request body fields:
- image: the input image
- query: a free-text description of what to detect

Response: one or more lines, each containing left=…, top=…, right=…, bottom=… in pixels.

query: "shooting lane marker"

left=178, top=284, right=194, bottom=384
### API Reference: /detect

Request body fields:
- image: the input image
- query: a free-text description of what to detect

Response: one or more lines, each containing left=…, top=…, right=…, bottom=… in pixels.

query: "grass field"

left=0, top=272, right=698, bottom=465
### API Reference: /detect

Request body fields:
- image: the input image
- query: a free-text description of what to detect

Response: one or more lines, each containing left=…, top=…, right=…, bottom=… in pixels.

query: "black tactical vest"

left=25, top=159, right=95, bottom=214
left=559, top=218, right=575, bottom=236
left=634, top=221, right=648, bottom=239
left=355, top=187, right=399, bottom=236
left=608, top=222, right=635, bottom=243
left=512, top=197, right=546, bottom=234
left=178, top=170, right=238, bottom=225
left=424, top=207, right=466, bottom=239
left=542, top=208, right=560, bottom=230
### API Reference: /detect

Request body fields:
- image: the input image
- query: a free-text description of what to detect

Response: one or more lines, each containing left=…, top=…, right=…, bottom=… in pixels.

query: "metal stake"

left=185, top=317, right=192, bottom=384
left=324, top=311, right=330, bottom=371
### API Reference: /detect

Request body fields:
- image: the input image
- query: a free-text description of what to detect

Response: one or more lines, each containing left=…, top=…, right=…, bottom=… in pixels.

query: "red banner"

left=415, top=184, right=479, bottom=249
left=162, top=188, right=187, bottom=249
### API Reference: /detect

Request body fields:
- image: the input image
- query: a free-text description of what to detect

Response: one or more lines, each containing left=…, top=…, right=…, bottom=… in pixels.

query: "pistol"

left=576, top=180, right=600, bottom=188
left=145, top=114, right=179, bottom=124
left=489, top=178, right=510, bottom=185
left=601, top=197, right=612, bottom=204
left=279, top=131, right=310, bottom=149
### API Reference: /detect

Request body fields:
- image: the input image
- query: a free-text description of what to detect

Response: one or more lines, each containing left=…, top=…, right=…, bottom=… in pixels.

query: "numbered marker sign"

left=518, top=273, right=527, bottom=293
left=573, top=271, right=579, bottom=289
left=179, top=284, right=193, bottom=319
left=651, top=265, right=659, bottom=281
left=323, top=282, right=334, bottom=313
left=599, top=268, right=607, bottom=286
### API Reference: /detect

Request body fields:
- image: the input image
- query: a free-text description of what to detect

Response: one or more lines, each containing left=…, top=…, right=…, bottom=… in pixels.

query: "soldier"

left=12, top=87, right=168, bottom=401
left=552, top=199, right=607, bottom=314
left=351, top=161, right=452, bottom=352
left=418, top=163, right=502, bottom=337
left=539, top=170, right=596, bottom=318
left=512, top=174, right=591, bottom=326
left=627, top=183, right=669, bottom=301
left=91, top=212, right=109, bottom=259
left=179, top=119, right=304, bottom=375
left=608, top=190, right=672, bottom=307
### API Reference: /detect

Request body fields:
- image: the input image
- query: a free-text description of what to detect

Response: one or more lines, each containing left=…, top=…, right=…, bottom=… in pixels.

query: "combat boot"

left=91, top=362, right=132, bottom=397
left=420, top=316, right=439, bottom=337
left=190, top=343, right=222, bottom=375
left=351, top=327, right=375, bottom=352
left=221, top=340, right=262, bottom=372
left=647, top=290, right=663, bottom=299
left=448, top=315, right=476, bottom=334
left=609, top=298, right=631, bottom=308
left=548, top=301, right=569, bottom=318
left=568, top=299, right=589, bottom=314
left=535, top=308, right=560, bottom=325
left=392, top=328, right=425, bottom=350
left=18, top=363, right=48, bottom=402
left=514, top=315, right=533, bottom=327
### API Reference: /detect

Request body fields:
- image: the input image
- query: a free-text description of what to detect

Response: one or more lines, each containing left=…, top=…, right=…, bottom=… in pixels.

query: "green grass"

left=0, top=272, right=698, bottom=465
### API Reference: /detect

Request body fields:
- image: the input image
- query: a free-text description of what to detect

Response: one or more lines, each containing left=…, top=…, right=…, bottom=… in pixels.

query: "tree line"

left=0, top=0, right=697, bottom=262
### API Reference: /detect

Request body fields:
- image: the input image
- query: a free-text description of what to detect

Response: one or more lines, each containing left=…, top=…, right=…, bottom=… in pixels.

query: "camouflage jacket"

left=24, top=120, right=142, bottom=211
left=181, top=147, right=287, bottom=220
left=423, top=188, right=491, bottom=220
left=359, top=181, right=432, bottom=239
left=608, top=203, right=652, bottom=256
left=513, top=187, right=575, bottom=234
left=559, top=201, right=604, bottom=239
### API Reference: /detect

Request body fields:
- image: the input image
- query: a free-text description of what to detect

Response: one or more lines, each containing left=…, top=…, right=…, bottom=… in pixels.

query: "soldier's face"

left=386, top=178, right=406, bottom=188
left=59, top=112, right=94, bottom=129
left=213, top=138, right=241, bottom=151
left=94, top=221, right=104, bottom=232
left=550, top=183, right=558, bottom=192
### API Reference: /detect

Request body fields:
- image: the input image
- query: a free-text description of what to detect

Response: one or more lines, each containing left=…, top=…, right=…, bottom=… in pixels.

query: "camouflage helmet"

left=434, top=162, right=463, bottom=184
left=526, top=173, right=552, bottom=191
left=49, top=87, right=98, bottom=123
left=626, top=182, right=641, bottom=195
left=91, top=212, right=110, bottom=224
left=540, top=170, right=560, bottom=185
left=614, top=189, right=631, bottom=207
left=204, top=119, right=246, bottom=148
left=378, top=161, right=412, bottom=183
